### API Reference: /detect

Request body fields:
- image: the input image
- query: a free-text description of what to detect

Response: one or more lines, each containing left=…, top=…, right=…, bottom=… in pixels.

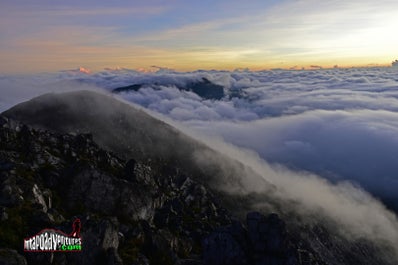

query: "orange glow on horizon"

left=79, top=67, right=91, bottom=74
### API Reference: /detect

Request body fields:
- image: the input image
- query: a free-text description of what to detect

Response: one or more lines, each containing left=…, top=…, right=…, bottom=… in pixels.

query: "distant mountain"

left=112, top=77, right=225, bottom=100
left=112, top=84, right=143, bottom=93
left=2, top=90, right=396, bottom=265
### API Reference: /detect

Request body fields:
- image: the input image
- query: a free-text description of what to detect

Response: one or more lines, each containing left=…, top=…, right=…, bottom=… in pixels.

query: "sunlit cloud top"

left=1, top=0, right=398, bottom=73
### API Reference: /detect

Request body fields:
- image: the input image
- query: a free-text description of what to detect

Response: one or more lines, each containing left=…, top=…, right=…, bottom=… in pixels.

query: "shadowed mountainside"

left=3, top=91, right=270, bottom=196
left=0, top=115, right=326, bottom=265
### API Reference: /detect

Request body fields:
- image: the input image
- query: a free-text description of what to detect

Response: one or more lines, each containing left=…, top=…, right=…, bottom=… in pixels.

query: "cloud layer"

left=4, top=67, right=398, bottom=209
left=76, top=67, right=398, bottom=209
left=3, top=68, right=398, bottom=260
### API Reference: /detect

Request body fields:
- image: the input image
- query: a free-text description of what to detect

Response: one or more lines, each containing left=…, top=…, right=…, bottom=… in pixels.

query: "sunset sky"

left=1, top=0, right=398, bottom=73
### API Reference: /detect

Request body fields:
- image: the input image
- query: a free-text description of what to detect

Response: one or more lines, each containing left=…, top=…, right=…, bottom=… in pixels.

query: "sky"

left=1, top=0, right=398, bottom=73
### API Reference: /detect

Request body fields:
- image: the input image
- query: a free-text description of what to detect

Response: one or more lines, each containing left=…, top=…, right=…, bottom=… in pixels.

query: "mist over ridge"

left=3, top=85, right=398, bottom=263
left=5, top=66, right=397, bottom=211
left=3, top=67, right=398, bottom=208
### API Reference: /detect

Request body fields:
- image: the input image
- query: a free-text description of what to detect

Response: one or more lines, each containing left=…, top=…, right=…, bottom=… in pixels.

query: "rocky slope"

left=1, top=90, right=396, bottom=265
left=0, top=116, right=324, bottom=265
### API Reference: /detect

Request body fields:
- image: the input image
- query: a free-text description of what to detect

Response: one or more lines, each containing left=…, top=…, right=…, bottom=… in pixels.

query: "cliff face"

left=1, top=90, right=396, bottom=265
left=0, top=116, right=322, bottom=265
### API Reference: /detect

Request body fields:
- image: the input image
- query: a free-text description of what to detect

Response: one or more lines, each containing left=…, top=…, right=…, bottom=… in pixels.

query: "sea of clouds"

left=2, top=67, right=398, bottom=211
